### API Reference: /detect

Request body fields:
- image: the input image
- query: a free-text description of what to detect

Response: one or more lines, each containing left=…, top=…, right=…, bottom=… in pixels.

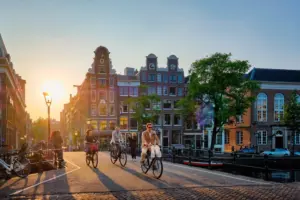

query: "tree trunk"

left=210, top=117, right=218, bottom=151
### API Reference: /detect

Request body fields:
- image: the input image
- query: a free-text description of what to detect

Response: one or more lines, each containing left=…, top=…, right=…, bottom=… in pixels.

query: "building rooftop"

left=248, top=68, right=300, bottom=83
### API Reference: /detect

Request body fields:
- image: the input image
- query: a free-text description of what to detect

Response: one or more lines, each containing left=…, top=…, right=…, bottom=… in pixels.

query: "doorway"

left=275, top=136, right=283, bottom=148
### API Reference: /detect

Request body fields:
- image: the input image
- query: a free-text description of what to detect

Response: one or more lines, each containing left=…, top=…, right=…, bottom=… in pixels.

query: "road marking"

left=163, top=162, right=271, bottom=185
left=10, top=159, right=81, bottom=196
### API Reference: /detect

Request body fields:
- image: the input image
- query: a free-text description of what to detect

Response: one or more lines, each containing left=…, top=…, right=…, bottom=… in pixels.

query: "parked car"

left=294, top=152, right=300, bottom=156
left=239, top=147, right=255, bottom=153
left=260, top=148, right=290, bottom=157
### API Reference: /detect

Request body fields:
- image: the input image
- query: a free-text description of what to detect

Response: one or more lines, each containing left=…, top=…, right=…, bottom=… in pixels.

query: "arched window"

left=274, top=93, right=284, bottom=122
left=256, top=93, right=267, bottom=122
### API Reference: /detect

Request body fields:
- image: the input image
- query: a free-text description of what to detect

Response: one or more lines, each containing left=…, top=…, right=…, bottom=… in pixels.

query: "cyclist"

left=85, top=129, right=96, bottom=155
left=140, top=123, right=161, bottom=164
left=110, top=126, right=123, bottom=158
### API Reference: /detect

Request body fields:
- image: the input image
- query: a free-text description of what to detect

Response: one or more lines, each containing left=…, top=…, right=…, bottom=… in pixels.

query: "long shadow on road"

left=91, top=167, right=136, bottom=200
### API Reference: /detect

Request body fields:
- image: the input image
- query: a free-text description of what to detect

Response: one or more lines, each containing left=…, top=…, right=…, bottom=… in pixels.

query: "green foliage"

left=32, top=117, right=48, bottom=142
left=283, top=90, right=300, bottom=135
left=187, top=53, right=260, bottom=150
left=175, top=97, right=196, bottom=122
left=125, top=85, right=160, bottom=132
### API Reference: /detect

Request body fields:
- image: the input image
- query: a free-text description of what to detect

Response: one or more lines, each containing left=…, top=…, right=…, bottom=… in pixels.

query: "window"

left=99, top=91, right=106, bottom=100
left=216, top=133, right=222, bottom=145
left=130, top=118, right=138, bottom=130
left=148, top=86, right=156, bottom=95
left=98, top=67, right=105, bottom=73
left=236, top=131, right=243, bottom=145
left=91, top=120, right=98, bottom=130
left=256, top=93, right=267, bottom=122
left=91, top=104, right=97, bottom=116
left=129, top=87, right=138, bottom=96
left=174, top=114, right=181, bottom=125
left=109, top=77, right=114, bottom=86
left=109, top=91, right=114, bottom=103
left=178, top=74, right=183, bottom=83
left=204, top=135, right=209, bottom=148
left=141, top=72, right=146, bottom=82
left=121, top=102, right=128, bottom=112
left=99, top=79, right=106, bottom=86
left=109, top=121, right=116, bottom=130
left=163, top=86, right=168, bottom=96
left=169, top=75, right=177, bottom=83
left=274, top=93, right=284, bottom=122
left=157, top=86, right=162, bottom=95
left=172, top=130, right=180, bottom=144
left=169, top=87, right=176, bottom=96
left=225, top=132, right=230, bottom=144
left=163, top=74, right=168, bottom=83
left=91, top=90, right=96, bottom=102
left=185, top=119, right=192, bottom=129
left=119, top=86, right=128, bottom=96
left=157, top=73, right=162, bottom=82
left=173, top=100, right=179, bottom=109
left=164, top=114, right=171, bottom=125
left=109, top=104, right=115, bottom=115
left=154, top=115, right=161, bottom=125
left=163, top=100, right=172, bottom=109
left=152, top=101, right=161, bottom=110
left=295, top=133, right=300, bottom=145
left=99, top=103, right=107, bottom=115
left=163, top=130, right=169, bottom=146
left=90, top=77, right=96, bottom=88
left=178, top=88, right=183, bottom=96
left=236, top=115, right=243, bottom=123
left=257, top=130, right=267, bottom=145
left=100, top=121, right=107, bottom=130
left=120, top=116, right=128, bottom=129
left=148, top=74, right=156, bottom=82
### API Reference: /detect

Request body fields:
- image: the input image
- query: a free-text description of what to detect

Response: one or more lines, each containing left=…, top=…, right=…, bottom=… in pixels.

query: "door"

left=275, top=137, right=283, bottom=148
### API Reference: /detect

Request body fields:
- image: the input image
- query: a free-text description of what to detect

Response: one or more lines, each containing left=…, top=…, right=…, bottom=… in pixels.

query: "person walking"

left=129, top=132, right=137, bottom=161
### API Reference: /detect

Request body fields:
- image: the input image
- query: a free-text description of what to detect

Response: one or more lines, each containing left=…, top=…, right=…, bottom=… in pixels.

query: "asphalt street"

left=0, top=152, right=299, bottom=199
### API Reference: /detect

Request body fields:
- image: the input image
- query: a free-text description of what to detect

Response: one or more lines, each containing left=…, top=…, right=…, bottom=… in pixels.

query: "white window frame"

left=257, top=130, right=268, bottom=145
left=109, top=104, right=115, bottom=116
left=236, top=131, right=243, bottom=145
left=236, top=115, right=243, bottom=123
left=98, top=103, right=107, bottom=116
left=157, top=73, right=162, bottom=82
left=91, top=104, right=97, bottom=116
left=157, top=86, right=162, bottom=96
left=295, top=132, right=300, bottom=145
left=129, top=87, right=138, bottom=96
left=178, top=88, right=183, bottom=96
left=148, top=86, right=156, bottom=95
left=274, top=93, right=284, bottom=122
left=173, top=114, right=181, bottom=126
left=164, top=114, right=171, bottom=125
left=256, top=93, right=267, bottom=122
left=225, top=132, right=230, bottom=144
left=169, top=87, right=176, bottom=96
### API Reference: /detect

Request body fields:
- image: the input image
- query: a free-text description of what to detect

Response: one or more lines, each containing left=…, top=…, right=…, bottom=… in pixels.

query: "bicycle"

left=0, top=143, right=31, bottom=179
left=141, top=146, right=163, bottom=179
left=110, top=142, right=127, bottom=167
left=85, top=141, right=99, bottom=168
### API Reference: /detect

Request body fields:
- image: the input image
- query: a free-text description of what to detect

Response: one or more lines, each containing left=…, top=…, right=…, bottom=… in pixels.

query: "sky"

left=1, top=0, right=300, bottom=121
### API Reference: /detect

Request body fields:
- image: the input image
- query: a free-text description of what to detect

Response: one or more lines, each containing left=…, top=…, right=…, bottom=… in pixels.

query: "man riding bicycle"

left=140, top=123, right=161, bottom=164
left=110, top=126, right=123, bottom=158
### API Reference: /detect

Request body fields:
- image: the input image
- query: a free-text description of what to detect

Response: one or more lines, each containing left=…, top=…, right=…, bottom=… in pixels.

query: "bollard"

left=264, top=154, right=269, bottom=181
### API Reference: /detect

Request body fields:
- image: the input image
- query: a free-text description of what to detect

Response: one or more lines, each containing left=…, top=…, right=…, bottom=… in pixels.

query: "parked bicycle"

left=110, top=142, right=127, bottom=167
left=0, top=143, right=31, bottom=179
left=85, top=141, right=99, bottom=168
left=141, top=148, right=163, bottom=179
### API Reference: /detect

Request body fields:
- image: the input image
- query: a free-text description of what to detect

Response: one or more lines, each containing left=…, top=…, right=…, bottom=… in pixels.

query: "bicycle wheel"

left=13, top=158, right=31, bottom=178
left=110, top=150, right=117, bottom=164
left=86, top=154, right=91, bottom=166
left=152, top=158, right=163, bottom=179
left=141, top=158, right=149, bottom=174
left=119, top=151, right=127, bottom=167
left=92, top=152, right=98, bottom=168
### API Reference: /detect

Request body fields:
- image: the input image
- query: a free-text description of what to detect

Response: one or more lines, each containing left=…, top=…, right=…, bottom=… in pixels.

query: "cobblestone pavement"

left=8, top=185, right=300, bottom=200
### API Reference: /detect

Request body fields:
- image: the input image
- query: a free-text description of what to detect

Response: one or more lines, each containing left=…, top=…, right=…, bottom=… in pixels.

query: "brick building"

left=139, top=54, right=185, bottom=147
left=248, top=68, right=300, bottom=152
left=0, top=34, right=27, bottom=149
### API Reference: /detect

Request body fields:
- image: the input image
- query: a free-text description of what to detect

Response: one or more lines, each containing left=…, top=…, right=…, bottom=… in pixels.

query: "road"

left=0, top=152, right=299, bottom=199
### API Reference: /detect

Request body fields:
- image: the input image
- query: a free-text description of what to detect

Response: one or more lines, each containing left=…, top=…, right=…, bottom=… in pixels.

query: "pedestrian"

left=129, top=132, right=137, bottom=161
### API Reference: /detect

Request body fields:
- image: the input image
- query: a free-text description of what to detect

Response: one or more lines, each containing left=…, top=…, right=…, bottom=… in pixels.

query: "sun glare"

left=41, top=80, right=65, bottom=101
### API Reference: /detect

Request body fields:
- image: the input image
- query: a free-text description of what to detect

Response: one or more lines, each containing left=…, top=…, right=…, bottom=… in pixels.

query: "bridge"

left=0, top=152, right=299, bottom=199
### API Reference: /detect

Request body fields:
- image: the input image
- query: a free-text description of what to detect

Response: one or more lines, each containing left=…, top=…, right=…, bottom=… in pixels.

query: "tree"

left=186, top=53, right=260, bottom=150
left=32, top=117, right=48, bottom=142
left=283, top=90, right=300, bottom=154
left=125, top=85, right=160, bottom=135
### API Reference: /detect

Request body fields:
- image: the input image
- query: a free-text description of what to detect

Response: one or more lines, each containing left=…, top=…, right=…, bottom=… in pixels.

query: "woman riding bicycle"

left=85, top=129, right=97, bottom=155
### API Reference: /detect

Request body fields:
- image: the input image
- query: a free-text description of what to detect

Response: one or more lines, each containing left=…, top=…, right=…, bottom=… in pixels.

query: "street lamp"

left=43, top=92, right=52, bottom=146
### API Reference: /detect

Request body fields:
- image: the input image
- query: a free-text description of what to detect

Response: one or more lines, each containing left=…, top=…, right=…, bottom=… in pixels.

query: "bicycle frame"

left=0, top=155, right=18, bottom=171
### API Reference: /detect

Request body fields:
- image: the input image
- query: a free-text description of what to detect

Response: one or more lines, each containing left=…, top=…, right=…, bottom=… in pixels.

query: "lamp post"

left=43, top=92, right=52, bottom=146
